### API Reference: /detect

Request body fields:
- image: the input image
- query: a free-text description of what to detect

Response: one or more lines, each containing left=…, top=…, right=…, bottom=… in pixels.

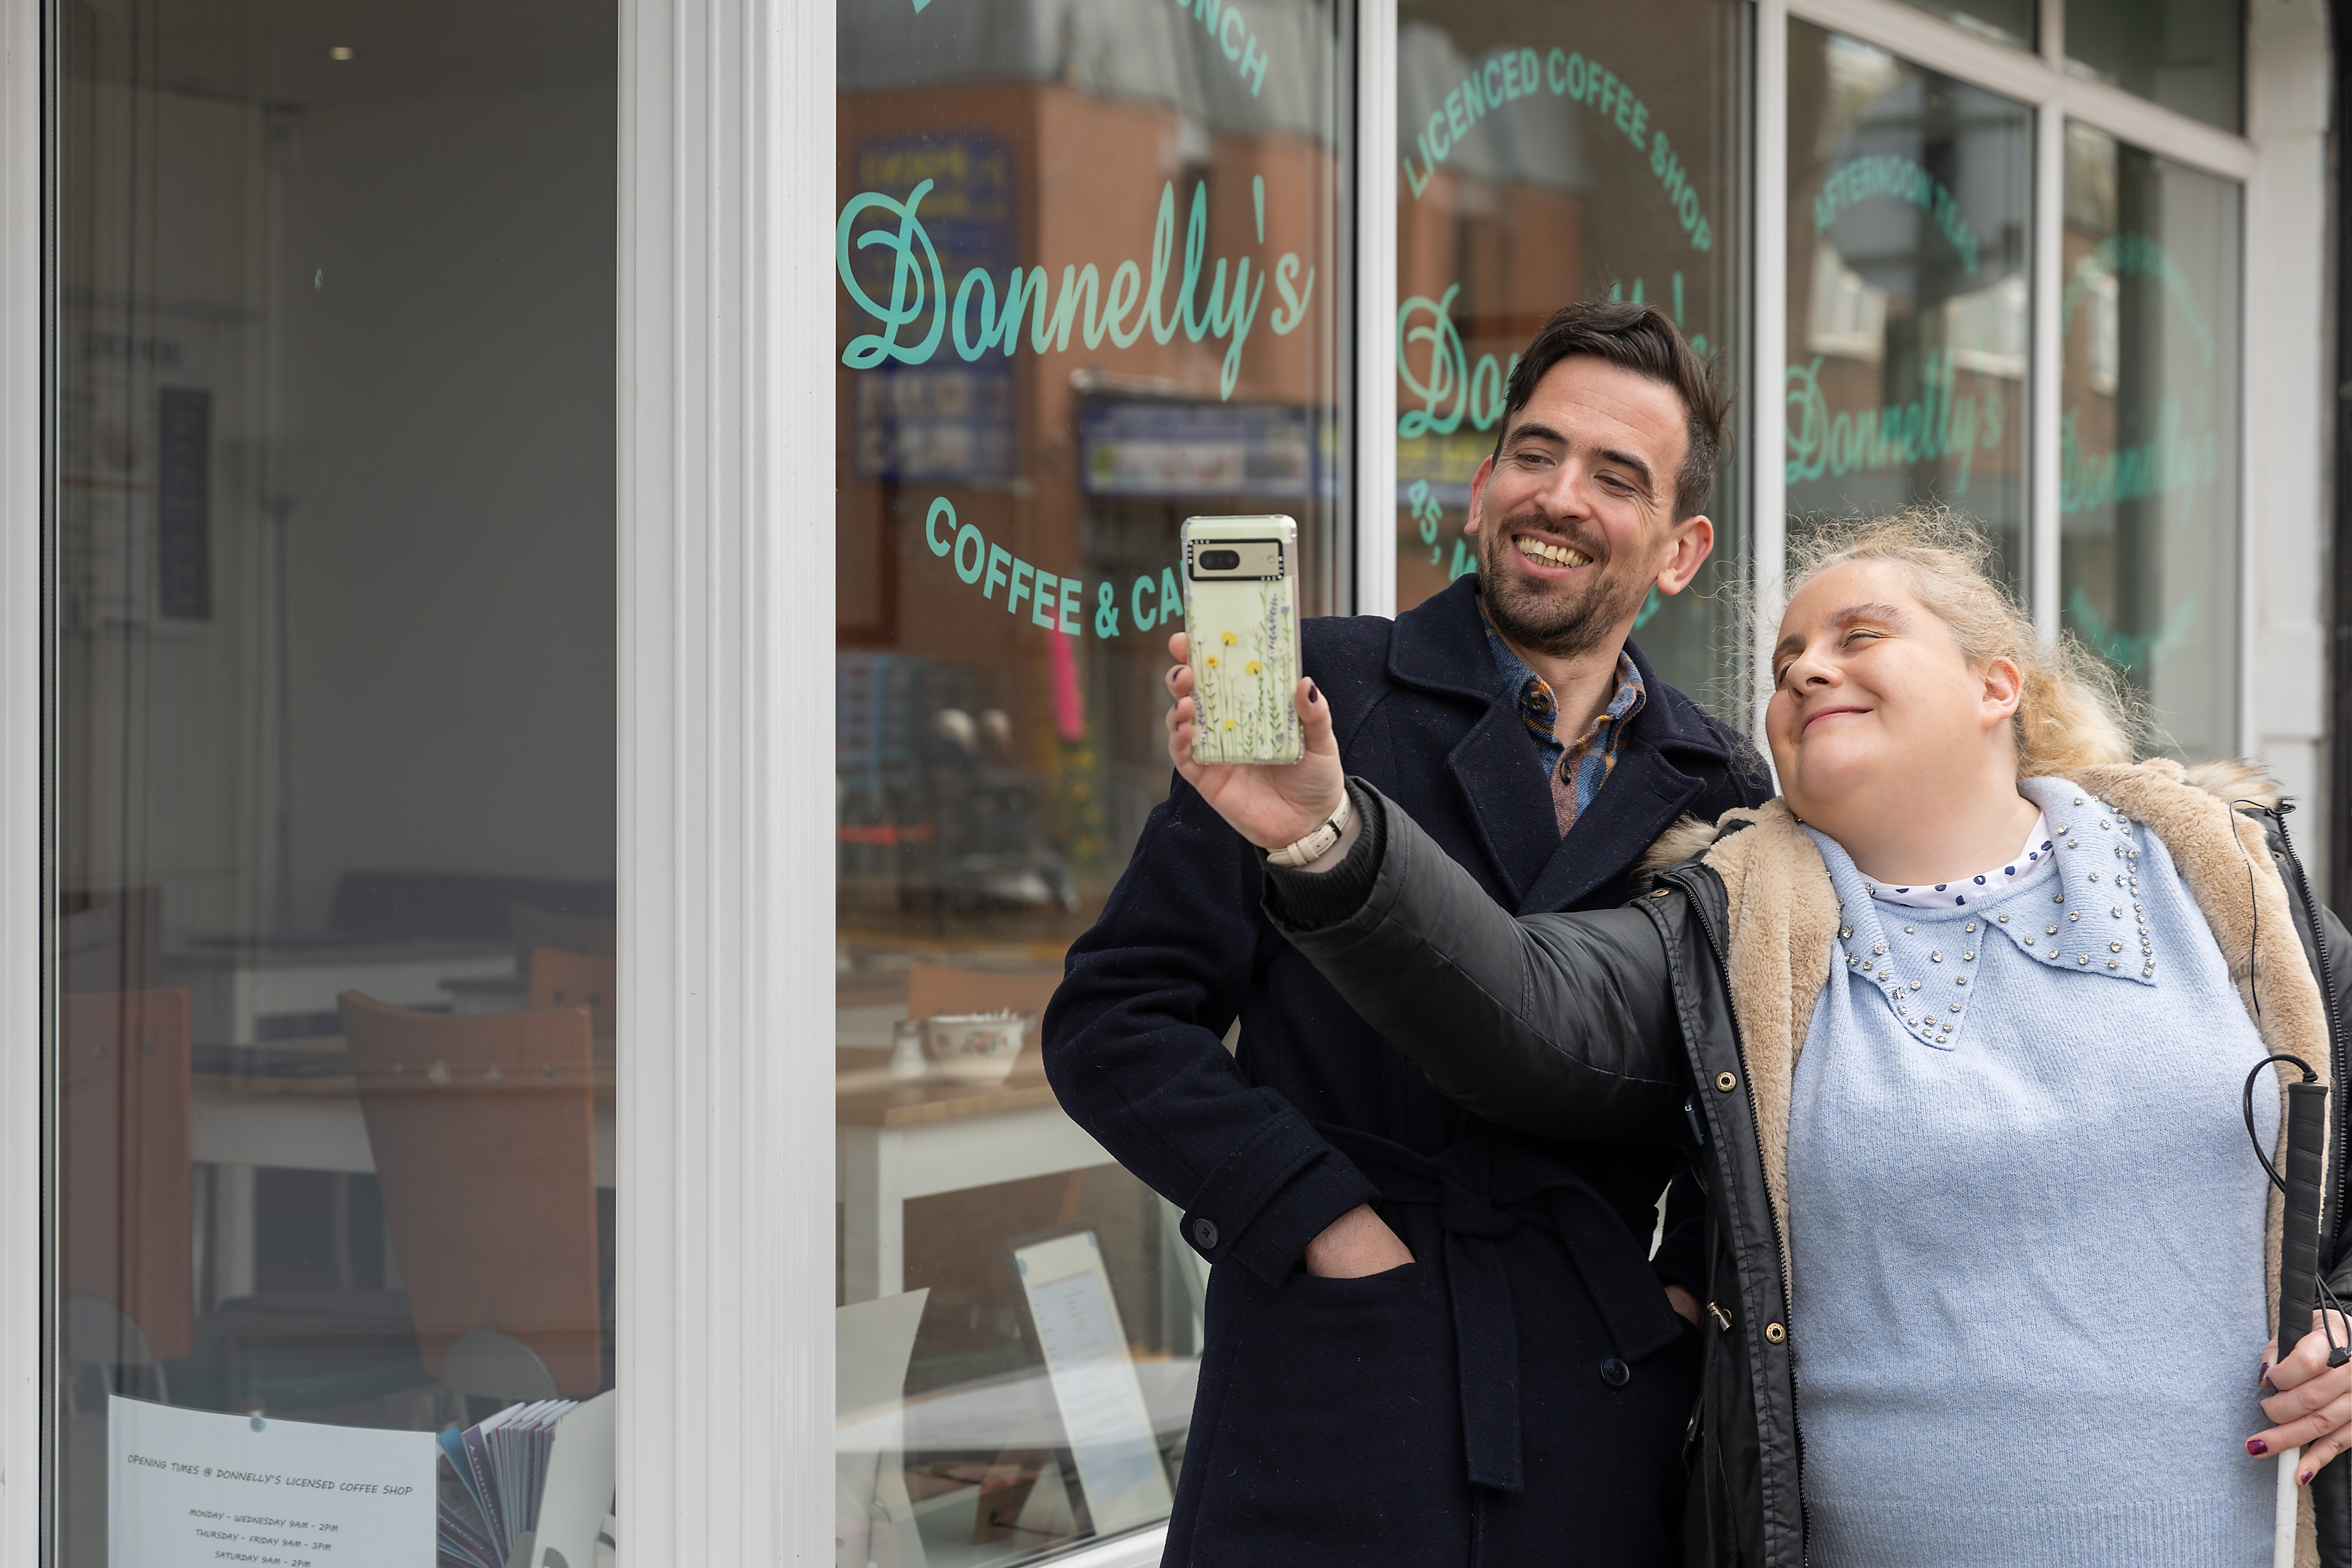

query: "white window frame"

left=0, top=0, right=2326, bottom=1565
left=1749, top=0, right=2327, bottom=807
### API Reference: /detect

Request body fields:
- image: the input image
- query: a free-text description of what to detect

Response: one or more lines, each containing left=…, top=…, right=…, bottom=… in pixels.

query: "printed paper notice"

left=108, top=1396, right=435, bottom=1568
left=1014, top=1231, right=1173, bottom=1535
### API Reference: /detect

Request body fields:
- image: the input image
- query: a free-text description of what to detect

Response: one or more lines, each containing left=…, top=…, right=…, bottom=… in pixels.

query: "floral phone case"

left=1181, top=515, right=1302, bottom=765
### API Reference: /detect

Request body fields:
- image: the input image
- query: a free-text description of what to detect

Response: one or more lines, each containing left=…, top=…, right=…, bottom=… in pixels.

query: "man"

left=1042, top=301, right=1771, bottom=1565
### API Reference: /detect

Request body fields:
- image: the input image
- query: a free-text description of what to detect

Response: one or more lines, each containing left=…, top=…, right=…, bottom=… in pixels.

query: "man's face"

left=1465, top=356, right=1712, bottom=659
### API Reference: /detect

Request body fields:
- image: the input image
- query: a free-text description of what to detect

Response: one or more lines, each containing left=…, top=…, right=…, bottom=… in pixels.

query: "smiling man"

left=1044, top=300, right=1771, bottom=1567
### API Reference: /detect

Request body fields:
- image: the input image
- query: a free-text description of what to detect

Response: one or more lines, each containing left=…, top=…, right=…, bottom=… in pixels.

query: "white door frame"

left=2, top=0, right=40, bottom=1553
left=616, top=0, right=835, bottom=1559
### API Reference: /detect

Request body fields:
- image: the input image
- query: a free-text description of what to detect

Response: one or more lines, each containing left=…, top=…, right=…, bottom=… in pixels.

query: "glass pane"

left=1785, top=23, right=2034, bottom=587
left=1392, top=0, right=1749, bottom=712
left=833, top=1, right=1345, bottom=1560
left=2059, top=124, right=2242, bottom=759
left=1890, top=0, right=2036, bottom=50
left=52, top=2, right=619, bottom=1563
left=2066, top=0, right=2243, bottom=133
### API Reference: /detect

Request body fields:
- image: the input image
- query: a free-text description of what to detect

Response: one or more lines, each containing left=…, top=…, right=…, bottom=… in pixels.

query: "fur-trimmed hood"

left=1648, top=757, right=2329, bottom=1563
left=1636, top=755, right=2288, bottom=887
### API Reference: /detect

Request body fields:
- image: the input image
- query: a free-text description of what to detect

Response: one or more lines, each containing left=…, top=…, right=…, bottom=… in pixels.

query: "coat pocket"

left=1180, top=1260, right=1467, bottom=1565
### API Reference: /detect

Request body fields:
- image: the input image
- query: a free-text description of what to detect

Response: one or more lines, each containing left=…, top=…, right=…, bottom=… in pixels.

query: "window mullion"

left=1354, top=0, right=1398, bottom=620
left=2030, top=98, right=2063, bottom=643
left=1752, top=0, right=1790, bottom=734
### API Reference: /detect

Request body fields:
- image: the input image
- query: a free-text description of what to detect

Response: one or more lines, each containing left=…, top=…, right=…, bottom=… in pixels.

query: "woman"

left=1165, top=511, right=2352, bottom=1568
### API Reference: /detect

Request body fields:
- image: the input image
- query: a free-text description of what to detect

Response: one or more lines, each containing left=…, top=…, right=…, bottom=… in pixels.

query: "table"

left=836, top=1054, right=1115, bottom=1303
left=191, top=1041, right=616, bottom=1301
left=164, top=938, right=521, bottom=1044
left=190, top=1027, right=1114, bottom=1309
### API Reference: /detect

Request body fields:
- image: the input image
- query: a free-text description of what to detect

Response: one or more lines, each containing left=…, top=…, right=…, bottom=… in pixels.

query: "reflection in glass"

left=1785, top=24, right=2033, bottom=586
left=2059, top=124, right=2242, bottom=760
left=2065, top=0, right=2244, bottom=133
left=1392, top=0, right=1749, bottom=712
left=53, top=1, right=618, bottom=1562
left=833, top=1, right=1344, bottom=1560
left=1889, top=0, right=2035, bottom=50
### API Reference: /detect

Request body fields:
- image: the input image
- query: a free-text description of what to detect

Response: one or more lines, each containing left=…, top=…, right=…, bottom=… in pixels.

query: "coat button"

left=1599, top=1357, right=1630, bottom=1388
left=1192, top=1217, right=1219, bottom=1251
left=1764, top=1321, right=1786, bottom=1344
left=1715, top=1071, right=1738, bottom=1093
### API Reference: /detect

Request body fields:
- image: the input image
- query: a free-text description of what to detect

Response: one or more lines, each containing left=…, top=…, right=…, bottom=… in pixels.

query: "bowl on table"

left=922, top=1012, right=1026, bottom=1084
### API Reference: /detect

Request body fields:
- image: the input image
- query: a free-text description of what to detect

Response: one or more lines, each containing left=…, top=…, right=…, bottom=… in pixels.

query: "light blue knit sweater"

left=1792, top=776, right=2275, bottom=1567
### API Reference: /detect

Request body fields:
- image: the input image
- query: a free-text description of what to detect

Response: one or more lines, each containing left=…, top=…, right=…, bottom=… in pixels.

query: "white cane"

left=2248, top=1056, right=2329, bottom=1568
left=2275, top=1446, right=2301, bottom=1568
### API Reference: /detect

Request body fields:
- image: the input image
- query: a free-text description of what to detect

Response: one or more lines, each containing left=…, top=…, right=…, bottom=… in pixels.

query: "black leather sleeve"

left=2315, top=896, right=2352, bottom=1297
left=1265, top=781, right=1691, bottom=1146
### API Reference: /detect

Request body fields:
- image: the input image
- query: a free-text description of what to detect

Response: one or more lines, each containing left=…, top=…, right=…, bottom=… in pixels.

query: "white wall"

left=2246, top=0, right=2333, bottom=881
left=282, top=80, right=618, bottom=925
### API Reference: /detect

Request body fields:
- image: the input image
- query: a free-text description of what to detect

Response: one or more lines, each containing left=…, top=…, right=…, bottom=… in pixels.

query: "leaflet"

left=108, top=1396, right=435, bottom=1568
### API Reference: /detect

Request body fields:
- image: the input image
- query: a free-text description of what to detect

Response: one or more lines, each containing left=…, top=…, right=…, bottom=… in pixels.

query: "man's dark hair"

left=1494, top=300, right=1729, bottom=520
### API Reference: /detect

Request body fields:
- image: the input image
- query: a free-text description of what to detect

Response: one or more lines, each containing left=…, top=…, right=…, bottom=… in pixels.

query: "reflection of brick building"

left=1390, top=0, right=1744, bottom=697
left=835, top=70, right=1343, bottom=920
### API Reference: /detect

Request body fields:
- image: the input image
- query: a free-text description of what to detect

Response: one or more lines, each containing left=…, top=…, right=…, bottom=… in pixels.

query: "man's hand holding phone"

left=1164, top=631, right=1349, bottom=854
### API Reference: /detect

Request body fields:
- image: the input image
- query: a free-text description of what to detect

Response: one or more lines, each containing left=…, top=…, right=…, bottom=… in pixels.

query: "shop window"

left=1392, top=0, right=1750, bottom=712
left=1891, top=0, right=2037, bottom=50
left=2059, top=124, right=2242, bottom=760
left=1785, top=24, right=2034, bottom=587
left=2065, top=0, right=2245, bottom=134
left=51, top=0, right=619, bottom=1562
left=832, top=0, right=1344, bottom=1560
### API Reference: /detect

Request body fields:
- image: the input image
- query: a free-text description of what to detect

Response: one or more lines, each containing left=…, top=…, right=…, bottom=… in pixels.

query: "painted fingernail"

left=2249, top=1439, right=2270, bottom=1456
left=2302, top=1469, right=2315, bottom=1486
left=1305, top=679, right=1320, bottom=702
left=2262, top=1363, right=2273, bottom=1388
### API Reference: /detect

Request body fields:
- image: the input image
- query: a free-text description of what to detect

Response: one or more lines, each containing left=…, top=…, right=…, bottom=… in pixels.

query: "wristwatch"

left=1267, top=789, right=1354, bottom=868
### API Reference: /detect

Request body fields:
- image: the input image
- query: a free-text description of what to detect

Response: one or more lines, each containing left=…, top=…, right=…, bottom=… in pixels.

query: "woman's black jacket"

left=1263, top=777, right=2352, bottom=1568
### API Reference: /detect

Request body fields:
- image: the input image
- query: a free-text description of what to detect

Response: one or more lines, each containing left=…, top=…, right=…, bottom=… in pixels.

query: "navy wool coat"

left=1043, top=575, right=1773, bottom=1567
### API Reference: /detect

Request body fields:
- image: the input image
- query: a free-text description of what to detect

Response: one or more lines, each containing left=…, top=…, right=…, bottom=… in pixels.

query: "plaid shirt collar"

left=1479, top=598, right=1647, bottom=827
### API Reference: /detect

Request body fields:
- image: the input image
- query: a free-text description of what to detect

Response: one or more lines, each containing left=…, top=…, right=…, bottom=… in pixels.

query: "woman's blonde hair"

left=1779, top=507, right=2145, bottom=776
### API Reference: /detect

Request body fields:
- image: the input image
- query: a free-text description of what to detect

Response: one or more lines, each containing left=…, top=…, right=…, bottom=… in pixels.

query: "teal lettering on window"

left=1401, top=46, right=1711, bottom=253
left=838, top=178, right=1311, bottom=402
left=922, top=497, right=1177, bottom=640
left=2067, top=587, right=2198, bottom=672
left=2059, top=395, right=2219, bottom=514
left=2056, top=231, right=2221, bottom=516
left=1782, top=352, right=2004, bottom=495
left=1398, top=272, right=1706, bottom=440
left=1814, top=155, right=1982, bottom=274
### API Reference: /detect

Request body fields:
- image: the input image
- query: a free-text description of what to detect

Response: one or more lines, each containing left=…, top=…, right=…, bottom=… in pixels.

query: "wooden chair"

left=61, top=989, right=193, bottom=1361
left=338, top=990, right=603, bottom=1396
left=529, top=947, right=616, bottom=1039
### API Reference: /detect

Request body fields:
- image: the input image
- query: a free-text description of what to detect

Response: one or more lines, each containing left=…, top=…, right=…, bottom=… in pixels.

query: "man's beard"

left=1474, top=508, right=1654, bottom=661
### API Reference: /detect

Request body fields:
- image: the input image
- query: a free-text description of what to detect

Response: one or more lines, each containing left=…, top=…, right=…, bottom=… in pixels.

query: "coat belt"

left=1316, top=1125, right=1684, bottom=1495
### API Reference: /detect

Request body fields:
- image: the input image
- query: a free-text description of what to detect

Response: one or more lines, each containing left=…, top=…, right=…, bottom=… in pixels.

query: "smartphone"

left=1180, top=514, right=1303, bottom=765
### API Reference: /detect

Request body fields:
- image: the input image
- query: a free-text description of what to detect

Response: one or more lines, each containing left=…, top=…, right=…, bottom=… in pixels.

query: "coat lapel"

left=1444, top=701, right=1568, bottom=905
left=1517, top=727, right=1701, bottom=915
left=1387, top=576, right=1559, bottom=903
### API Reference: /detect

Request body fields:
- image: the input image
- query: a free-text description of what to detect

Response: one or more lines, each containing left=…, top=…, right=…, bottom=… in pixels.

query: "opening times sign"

left=109, top=1397, right=435, bottom=1568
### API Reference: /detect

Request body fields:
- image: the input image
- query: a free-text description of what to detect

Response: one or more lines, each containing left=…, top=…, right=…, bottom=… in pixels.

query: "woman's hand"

left=2250, top=1310, right=2352, bottom=1482
left=1164, top=631, right=1347, bottom=851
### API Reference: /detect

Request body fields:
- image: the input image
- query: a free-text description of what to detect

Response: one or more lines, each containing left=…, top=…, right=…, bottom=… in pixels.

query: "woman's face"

left=1766, top=560, right=2021, bottom=824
